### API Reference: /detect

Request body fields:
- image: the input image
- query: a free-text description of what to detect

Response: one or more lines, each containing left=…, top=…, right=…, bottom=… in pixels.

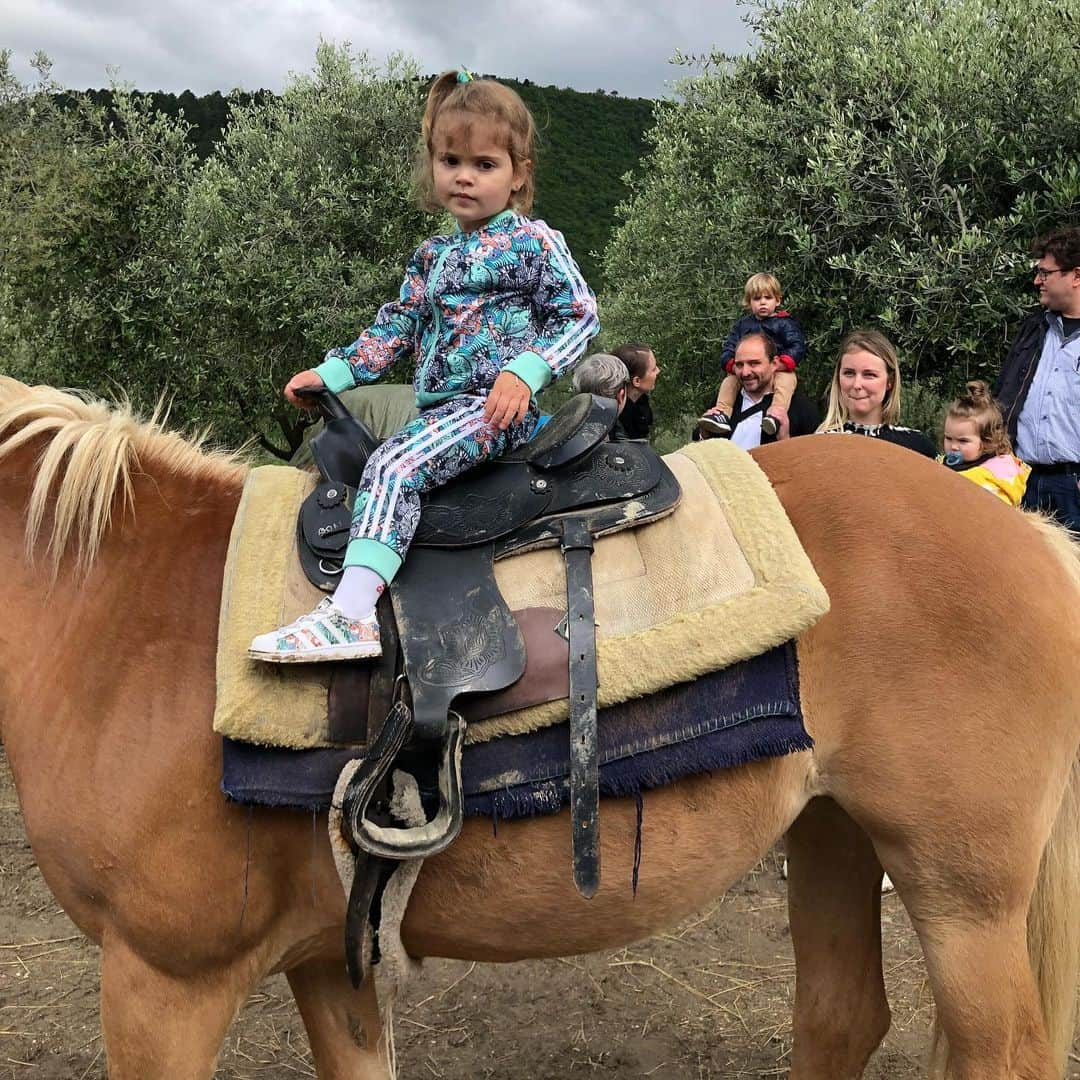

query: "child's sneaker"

left=248, top=597, right=382, bottom=663
left=761, top=414, right=780, bottom=437
left=698, top=411, right=732, bottom=439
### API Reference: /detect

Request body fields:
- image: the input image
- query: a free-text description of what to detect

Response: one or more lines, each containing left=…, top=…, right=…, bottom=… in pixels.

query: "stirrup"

left=342, top=705, right=465, bottom=860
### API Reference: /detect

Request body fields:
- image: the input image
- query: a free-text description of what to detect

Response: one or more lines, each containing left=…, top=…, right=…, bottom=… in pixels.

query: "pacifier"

left=943, top=450, right=965, bottom=468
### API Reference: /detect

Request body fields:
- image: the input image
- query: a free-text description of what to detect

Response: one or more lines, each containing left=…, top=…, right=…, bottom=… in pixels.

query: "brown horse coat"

left=0, top=379, right=1077, bottom=1079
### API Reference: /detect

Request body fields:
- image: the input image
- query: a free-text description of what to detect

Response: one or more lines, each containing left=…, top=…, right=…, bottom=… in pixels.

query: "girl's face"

left=838, top=348, right=891, bottom=425
left=750, top=293, right=780, bottom=319
left=431, top=115, right=527, bottom=232
left=943, top=416, right=984, bottom=462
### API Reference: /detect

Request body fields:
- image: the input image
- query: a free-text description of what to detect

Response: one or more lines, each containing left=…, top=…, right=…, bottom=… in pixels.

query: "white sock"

left=331, top=566, right=385, bottom=619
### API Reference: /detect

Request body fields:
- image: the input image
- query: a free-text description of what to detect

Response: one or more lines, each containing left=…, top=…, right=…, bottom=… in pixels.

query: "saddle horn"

left=294, top=386, right=380, bottom=488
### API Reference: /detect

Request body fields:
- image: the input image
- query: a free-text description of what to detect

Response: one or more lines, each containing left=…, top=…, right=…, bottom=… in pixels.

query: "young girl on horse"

left=941, top=380, right=1031, bottom=506
left=249, top=70, right=599, bottom=663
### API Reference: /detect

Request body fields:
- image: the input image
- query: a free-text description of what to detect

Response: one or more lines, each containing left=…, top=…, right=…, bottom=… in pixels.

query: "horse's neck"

left=0, top=451, right=248, bottom=932
left=0, top=451, right=243, bottom=757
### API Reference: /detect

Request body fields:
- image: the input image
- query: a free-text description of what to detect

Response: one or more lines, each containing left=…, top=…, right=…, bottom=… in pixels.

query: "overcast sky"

left=5, top=0, right=752, bottom=100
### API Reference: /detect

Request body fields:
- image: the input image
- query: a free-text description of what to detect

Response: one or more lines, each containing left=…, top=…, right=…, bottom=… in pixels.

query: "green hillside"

left=505, top=79, right=654, bottom=286
left=72, top=80, right=654, bottom=287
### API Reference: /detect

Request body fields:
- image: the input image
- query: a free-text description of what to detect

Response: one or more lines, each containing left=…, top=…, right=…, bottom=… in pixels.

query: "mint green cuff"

left=312, top=357, right=357, bottom=394
left=342, top=537, right=402, bottom=584
left=505, top=351, right=552, bottom=395
left=342, top=537, right=402, bottom=583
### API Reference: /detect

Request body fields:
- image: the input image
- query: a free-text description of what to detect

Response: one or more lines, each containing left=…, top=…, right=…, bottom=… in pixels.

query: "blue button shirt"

left=1014, top=313, right=1080, bottom=465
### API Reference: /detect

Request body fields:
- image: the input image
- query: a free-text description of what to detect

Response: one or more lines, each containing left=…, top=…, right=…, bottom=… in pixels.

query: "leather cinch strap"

left=560, top=517, right=600, bottom=899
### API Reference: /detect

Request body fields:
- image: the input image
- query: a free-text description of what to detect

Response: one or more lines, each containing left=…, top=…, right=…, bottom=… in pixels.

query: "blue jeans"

left=1021, top=470, right=1080, bottom=534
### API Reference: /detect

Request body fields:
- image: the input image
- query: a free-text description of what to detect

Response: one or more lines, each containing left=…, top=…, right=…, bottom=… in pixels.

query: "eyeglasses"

left=1033, top=265, right=1074, bottom=281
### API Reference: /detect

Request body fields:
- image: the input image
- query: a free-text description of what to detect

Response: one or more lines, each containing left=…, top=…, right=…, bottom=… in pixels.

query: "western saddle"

left=294, top=387, right=680, bottom=976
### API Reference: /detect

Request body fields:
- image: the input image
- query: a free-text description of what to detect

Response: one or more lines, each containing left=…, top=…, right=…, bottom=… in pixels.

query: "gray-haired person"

left=572, top=353, right=630, bottom=412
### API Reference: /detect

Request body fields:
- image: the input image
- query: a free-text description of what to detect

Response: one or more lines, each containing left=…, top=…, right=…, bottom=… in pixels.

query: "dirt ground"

left=2, top=748, right=1078, bottom=1079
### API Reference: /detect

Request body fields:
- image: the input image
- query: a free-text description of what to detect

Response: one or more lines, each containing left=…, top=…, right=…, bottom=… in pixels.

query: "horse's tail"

left=1019, top=513, right=1080, bottom=1074
left=1026, top=754, right=1080, bottom=1075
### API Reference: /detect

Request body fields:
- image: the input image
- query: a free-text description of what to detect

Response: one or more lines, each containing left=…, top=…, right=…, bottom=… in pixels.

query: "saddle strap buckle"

left=343, top=704, right=466, bottom=860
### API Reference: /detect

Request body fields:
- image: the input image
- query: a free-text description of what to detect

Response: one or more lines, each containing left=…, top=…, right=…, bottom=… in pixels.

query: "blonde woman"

left=817, top=329, right=935, bottom=457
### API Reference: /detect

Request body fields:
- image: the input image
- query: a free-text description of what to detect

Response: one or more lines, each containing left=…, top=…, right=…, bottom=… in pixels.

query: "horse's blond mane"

left=0, top=376, right=250, bottom=573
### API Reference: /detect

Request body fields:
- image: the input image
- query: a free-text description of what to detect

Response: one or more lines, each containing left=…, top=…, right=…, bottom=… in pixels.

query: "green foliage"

left=182, top=45, right=428, bottom=449
left=503, top=80, right=653, bottom=286
left=901, top=379, right=951, bottom=442
left=0, top=52, right=199, bottom=405
left=603, top=0, right=1080, bottom=427
left=66, top=78, right=653, bottom=290
left=0, top=46, right=432, bottom=450
left=77, top=87, right=266, bottom=160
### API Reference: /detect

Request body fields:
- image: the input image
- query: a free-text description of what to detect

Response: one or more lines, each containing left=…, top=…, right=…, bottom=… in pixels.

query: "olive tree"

left=603, top=0, right=1080, bottom=421
left=0, top=45, right=431, bottom=451
left=183, top=44, right=429, bottom=452
left=0, top=54, right=197, bottom=404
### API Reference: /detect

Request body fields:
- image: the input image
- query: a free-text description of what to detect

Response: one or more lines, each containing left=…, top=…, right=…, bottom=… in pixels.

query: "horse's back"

left=756, top=433, right=1080, bottom=653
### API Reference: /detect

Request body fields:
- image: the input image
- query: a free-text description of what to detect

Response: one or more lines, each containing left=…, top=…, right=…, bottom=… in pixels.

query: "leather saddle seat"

left=298, top=392, right=676, bottom=585
left=293, top=387, right=681, bottom=917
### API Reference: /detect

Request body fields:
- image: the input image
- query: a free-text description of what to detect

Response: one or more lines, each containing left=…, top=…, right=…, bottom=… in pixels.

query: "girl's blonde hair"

left=414, top=71, right=537, bottom=215
left=946, top=380, right=1012, bottom=456
left=743, top=272, right=783, bottom=309
left=819, top=329, right=903, bottom=430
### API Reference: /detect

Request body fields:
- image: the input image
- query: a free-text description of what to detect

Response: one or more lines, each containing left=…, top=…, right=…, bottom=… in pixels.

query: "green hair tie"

left=456, top=68, right=473, bottom=83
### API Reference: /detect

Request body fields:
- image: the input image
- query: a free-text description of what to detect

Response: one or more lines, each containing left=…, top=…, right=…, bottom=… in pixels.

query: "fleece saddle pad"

left=213, top=439, right=829, bottom=749
left=221, top=640, right=810, bottom=818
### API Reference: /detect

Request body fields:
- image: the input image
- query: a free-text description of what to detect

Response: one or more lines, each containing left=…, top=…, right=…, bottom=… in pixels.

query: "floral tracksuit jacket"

left=312, top=210, right=599, bottom=583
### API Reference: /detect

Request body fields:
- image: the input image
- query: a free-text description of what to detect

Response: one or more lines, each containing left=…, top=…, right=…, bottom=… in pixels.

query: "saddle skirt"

left=213, top=440, right=829, bottom=750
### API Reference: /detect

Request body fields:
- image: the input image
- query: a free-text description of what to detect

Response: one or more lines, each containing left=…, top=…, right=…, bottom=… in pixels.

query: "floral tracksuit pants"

left=343, top=395, right=537, bottom=583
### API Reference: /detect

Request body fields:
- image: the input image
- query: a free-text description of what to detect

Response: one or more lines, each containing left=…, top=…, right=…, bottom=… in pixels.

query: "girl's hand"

left=284, top=370, right=326, bottom=408
left=485, top=371, right=532, bottom=430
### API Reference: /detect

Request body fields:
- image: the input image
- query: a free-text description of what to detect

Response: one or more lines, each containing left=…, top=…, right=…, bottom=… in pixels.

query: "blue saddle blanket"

left=221, top=641, right=809, bottom=819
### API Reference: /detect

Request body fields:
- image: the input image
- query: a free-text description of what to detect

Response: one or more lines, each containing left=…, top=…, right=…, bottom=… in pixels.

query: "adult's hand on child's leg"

left=284, top=370, right=327, bottom=408
left=485, top=371, right=531, bottom=430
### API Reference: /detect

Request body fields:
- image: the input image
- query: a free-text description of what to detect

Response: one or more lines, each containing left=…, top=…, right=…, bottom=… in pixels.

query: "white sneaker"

left=248, top=597, right=381, bottom=663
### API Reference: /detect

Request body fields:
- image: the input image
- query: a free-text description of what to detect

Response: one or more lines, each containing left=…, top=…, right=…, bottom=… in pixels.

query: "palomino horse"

left=0, top=376, right=1077, bottom=1079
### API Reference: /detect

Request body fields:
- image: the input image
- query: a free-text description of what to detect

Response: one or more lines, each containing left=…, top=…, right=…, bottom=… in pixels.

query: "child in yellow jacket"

left=941, top=381, right=1030, bottom=507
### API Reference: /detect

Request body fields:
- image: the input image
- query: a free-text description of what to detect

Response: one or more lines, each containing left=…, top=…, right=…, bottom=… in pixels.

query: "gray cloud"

left=5, top=0, right=750, bottom=98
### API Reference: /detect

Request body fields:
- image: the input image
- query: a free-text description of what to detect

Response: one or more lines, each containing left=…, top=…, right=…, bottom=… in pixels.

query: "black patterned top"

left=832, top=422, right=937, bottom=458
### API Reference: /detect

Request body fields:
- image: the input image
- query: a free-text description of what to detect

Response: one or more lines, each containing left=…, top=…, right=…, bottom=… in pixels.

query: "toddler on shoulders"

left=698, top=273, right=805, bottom=439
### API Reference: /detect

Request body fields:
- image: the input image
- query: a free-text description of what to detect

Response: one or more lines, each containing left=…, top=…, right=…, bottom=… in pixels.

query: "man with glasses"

left=995, top=226, right=1080, bottom=531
